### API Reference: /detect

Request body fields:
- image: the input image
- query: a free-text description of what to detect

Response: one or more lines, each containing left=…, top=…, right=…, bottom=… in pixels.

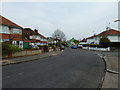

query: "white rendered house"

left=86, top=29, right=120, bottom=44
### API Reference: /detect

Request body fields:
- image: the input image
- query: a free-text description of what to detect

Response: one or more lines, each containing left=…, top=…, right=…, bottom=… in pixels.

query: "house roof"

left=23, top=28, right=46, bottom=39
left=23, top=28, right=36, bottom=35
left=0, top=15, right=22, bottom=28
left=86, top=29, right=120, bottom=39
left=67, top=38, right=75, bottom=42
left=80, top=38, right=87, bottom=42
left=39, top=33, right=46, bottom=39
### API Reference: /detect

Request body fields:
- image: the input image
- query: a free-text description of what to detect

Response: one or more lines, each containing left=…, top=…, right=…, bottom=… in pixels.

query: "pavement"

left=95, top=51, right=119, bottom=89
left=1, top=48, right=62, bottom=66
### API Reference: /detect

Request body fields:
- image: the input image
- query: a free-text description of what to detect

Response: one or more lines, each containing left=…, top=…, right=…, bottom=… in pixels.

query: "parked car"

left=77, top=44, right=83, bottom=48
left=66, top=44, right=69, bottom=47
left=25, top=45, right=39, bottom=49
left=71, top=45, right=77, bottom=49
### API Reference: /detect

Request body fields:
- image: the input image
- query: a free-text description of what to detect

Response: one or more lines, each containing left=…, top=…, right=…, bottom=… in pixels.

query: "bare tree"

left=52, top=29, right=66, bottom=42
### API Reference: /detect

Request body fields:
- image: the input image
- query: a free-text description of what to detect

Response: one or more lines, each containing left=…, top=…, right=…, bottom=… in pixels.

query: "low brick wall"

left=12, top=50, right=42, bottom=57
left=2, top=48, right=54, bottom=59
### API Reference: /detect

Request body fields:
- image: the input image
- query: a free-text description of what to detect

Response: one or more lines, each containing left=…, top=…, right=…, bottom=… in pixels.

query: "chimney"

left=106, top=27, right=111, bottom=31
left=34, top=29, right=38, bottom=33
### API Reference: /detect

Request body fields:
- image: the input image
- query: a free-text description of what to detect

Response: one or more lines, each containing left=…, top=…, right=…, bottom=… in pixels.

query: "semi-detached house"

left=0, top=16, right=48, bottom=49
left=23, top=28, right=47, bottom=48
left=0, top=15, right=23, bottom=48
left=86, top=28, right=120, bottom=44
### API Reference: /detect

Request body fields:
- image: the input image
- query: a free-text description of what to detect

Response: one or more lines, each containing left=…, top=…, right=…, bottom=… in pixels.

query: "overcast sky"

left=1, top=2, right=118, bottom=40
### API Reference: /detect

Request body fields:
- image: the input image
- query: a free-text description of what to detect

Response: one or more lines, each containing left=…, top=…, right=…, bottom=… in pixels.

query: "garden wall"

left=3, top=48, right=54, bottom=59
left=82, top=47, right=110, bottom=51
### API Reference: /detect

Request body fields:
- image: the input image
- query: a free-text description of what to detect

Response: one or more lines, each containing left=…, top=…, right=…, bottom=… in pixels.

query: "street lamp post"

left=114, top=20, right=120, bottom=30
left=114, top=20, right=120, bottom=22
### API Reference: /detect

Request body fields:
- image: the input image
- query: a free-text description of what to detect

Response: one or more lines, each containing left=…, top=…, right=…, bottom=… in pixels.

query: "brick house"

left=86, top=28, right=120, bottom=44
left=0, top=15, right=23, bottom=48
left=23, top=28, right=47, bottom=48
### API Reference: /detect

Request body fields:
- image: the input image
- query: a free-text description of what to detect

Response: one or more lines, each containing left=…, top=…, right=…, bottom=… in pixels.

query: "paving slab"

left=102, top=72, right=118, bottom=88
left=104, top=56, right=119, bottom=73
left=93, top=50, right=119, bottom=89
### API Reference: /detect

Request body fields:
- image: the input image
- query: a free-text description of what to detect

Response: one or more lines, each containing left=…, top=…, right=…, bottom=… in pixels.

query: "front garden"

left=1, top=41, right=57, bottom=58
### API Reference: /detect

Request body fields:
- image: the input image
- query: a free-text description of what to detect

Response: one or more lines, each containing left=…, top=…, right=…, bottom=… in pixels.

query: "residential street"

left=2, top=48, right=105, bottom=88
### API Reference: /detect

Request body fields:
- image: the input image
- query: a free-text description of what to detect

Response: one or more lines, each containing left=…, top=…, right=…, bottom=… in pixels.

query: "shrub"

left=82, top=44, right=108, bottom=48
left=52, top=45, right=56, bottom=48
left=83, top=44, right=99, bottom=47
left=56, top=42, right=61, bottom=47
left=49, top=47, right=52, bottom=49
left=99, top=35, right=110, bottom=45
left=73, top=40, right=80, bottom=45
left=37, top=45, right=44, bottom=47
left=82, top=43, right=120, bottom=48
left=31, top=48, right=38, bottom=50
left=2, top=41, right=23, bottom=55
left=100, top=42, right=120, bottom=47
left=37, top=45, right=43, bottom=49
left=45, top=44, right=50, bottom=47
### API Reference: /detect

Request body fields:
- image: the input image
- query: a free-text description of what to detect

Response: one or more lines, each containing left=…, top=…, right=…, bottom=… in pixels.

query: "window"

left=34, top=35, right=39, bottom=39
left=0, top=39, right=9, bottom=42
left=0, top=39, right=2, bottom=42
left=13, top=28, right=20, bottom=34
left=0, top=25, right=10, bottom=34
left=12, top=41, right=16, bottom=45
left=36, top=36, right=40, bottom=40
left=0, top=25, right=2, bottom=33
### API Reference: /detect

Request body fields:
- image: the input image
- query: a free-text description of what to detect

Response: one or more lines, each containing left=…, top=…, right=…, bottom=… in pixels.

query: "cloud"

left=2, top=2, right=118, bottom=40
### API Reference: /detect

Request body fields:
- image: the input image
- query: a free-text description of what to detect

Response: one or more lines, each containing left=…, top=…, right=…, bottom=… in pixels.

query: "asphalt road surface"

left=2, top=48, right=105, bottom=88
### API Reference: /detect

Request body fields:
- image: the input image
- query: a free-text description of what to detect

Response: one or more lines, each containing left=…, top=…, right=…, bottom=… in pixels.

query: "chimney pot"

left=34, top=29, right=38, bottom=33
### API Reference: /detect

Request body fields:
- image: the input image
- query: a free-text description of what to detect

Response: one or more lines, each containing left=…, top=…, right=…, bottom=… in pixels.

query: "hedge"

left=83, top=42, right=120, bottom=48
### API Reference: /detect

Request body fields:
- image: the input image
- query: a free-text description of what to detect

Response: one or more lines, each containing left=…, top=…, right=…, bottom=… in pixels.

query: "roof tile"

left=0, top=15, right=22, bottom=28
left=87, top=29, right=120, bottom=39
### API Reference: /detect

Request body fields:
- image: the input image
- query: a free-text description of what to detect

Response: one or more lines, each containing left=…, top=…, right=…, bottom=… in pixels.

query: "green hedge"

left=83, top=44, right=103, bottom=47
left=100, top=42, right=120, bottom=47
left=83, top=42, right=120, bottom=48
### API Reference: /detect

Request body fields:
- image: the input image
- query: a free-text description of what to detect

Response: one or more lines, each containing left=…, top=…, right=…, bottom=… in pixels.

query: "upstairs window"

left=0, top=25, right=10, bottom=34
left=12, top=28, right=20, bottom=34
